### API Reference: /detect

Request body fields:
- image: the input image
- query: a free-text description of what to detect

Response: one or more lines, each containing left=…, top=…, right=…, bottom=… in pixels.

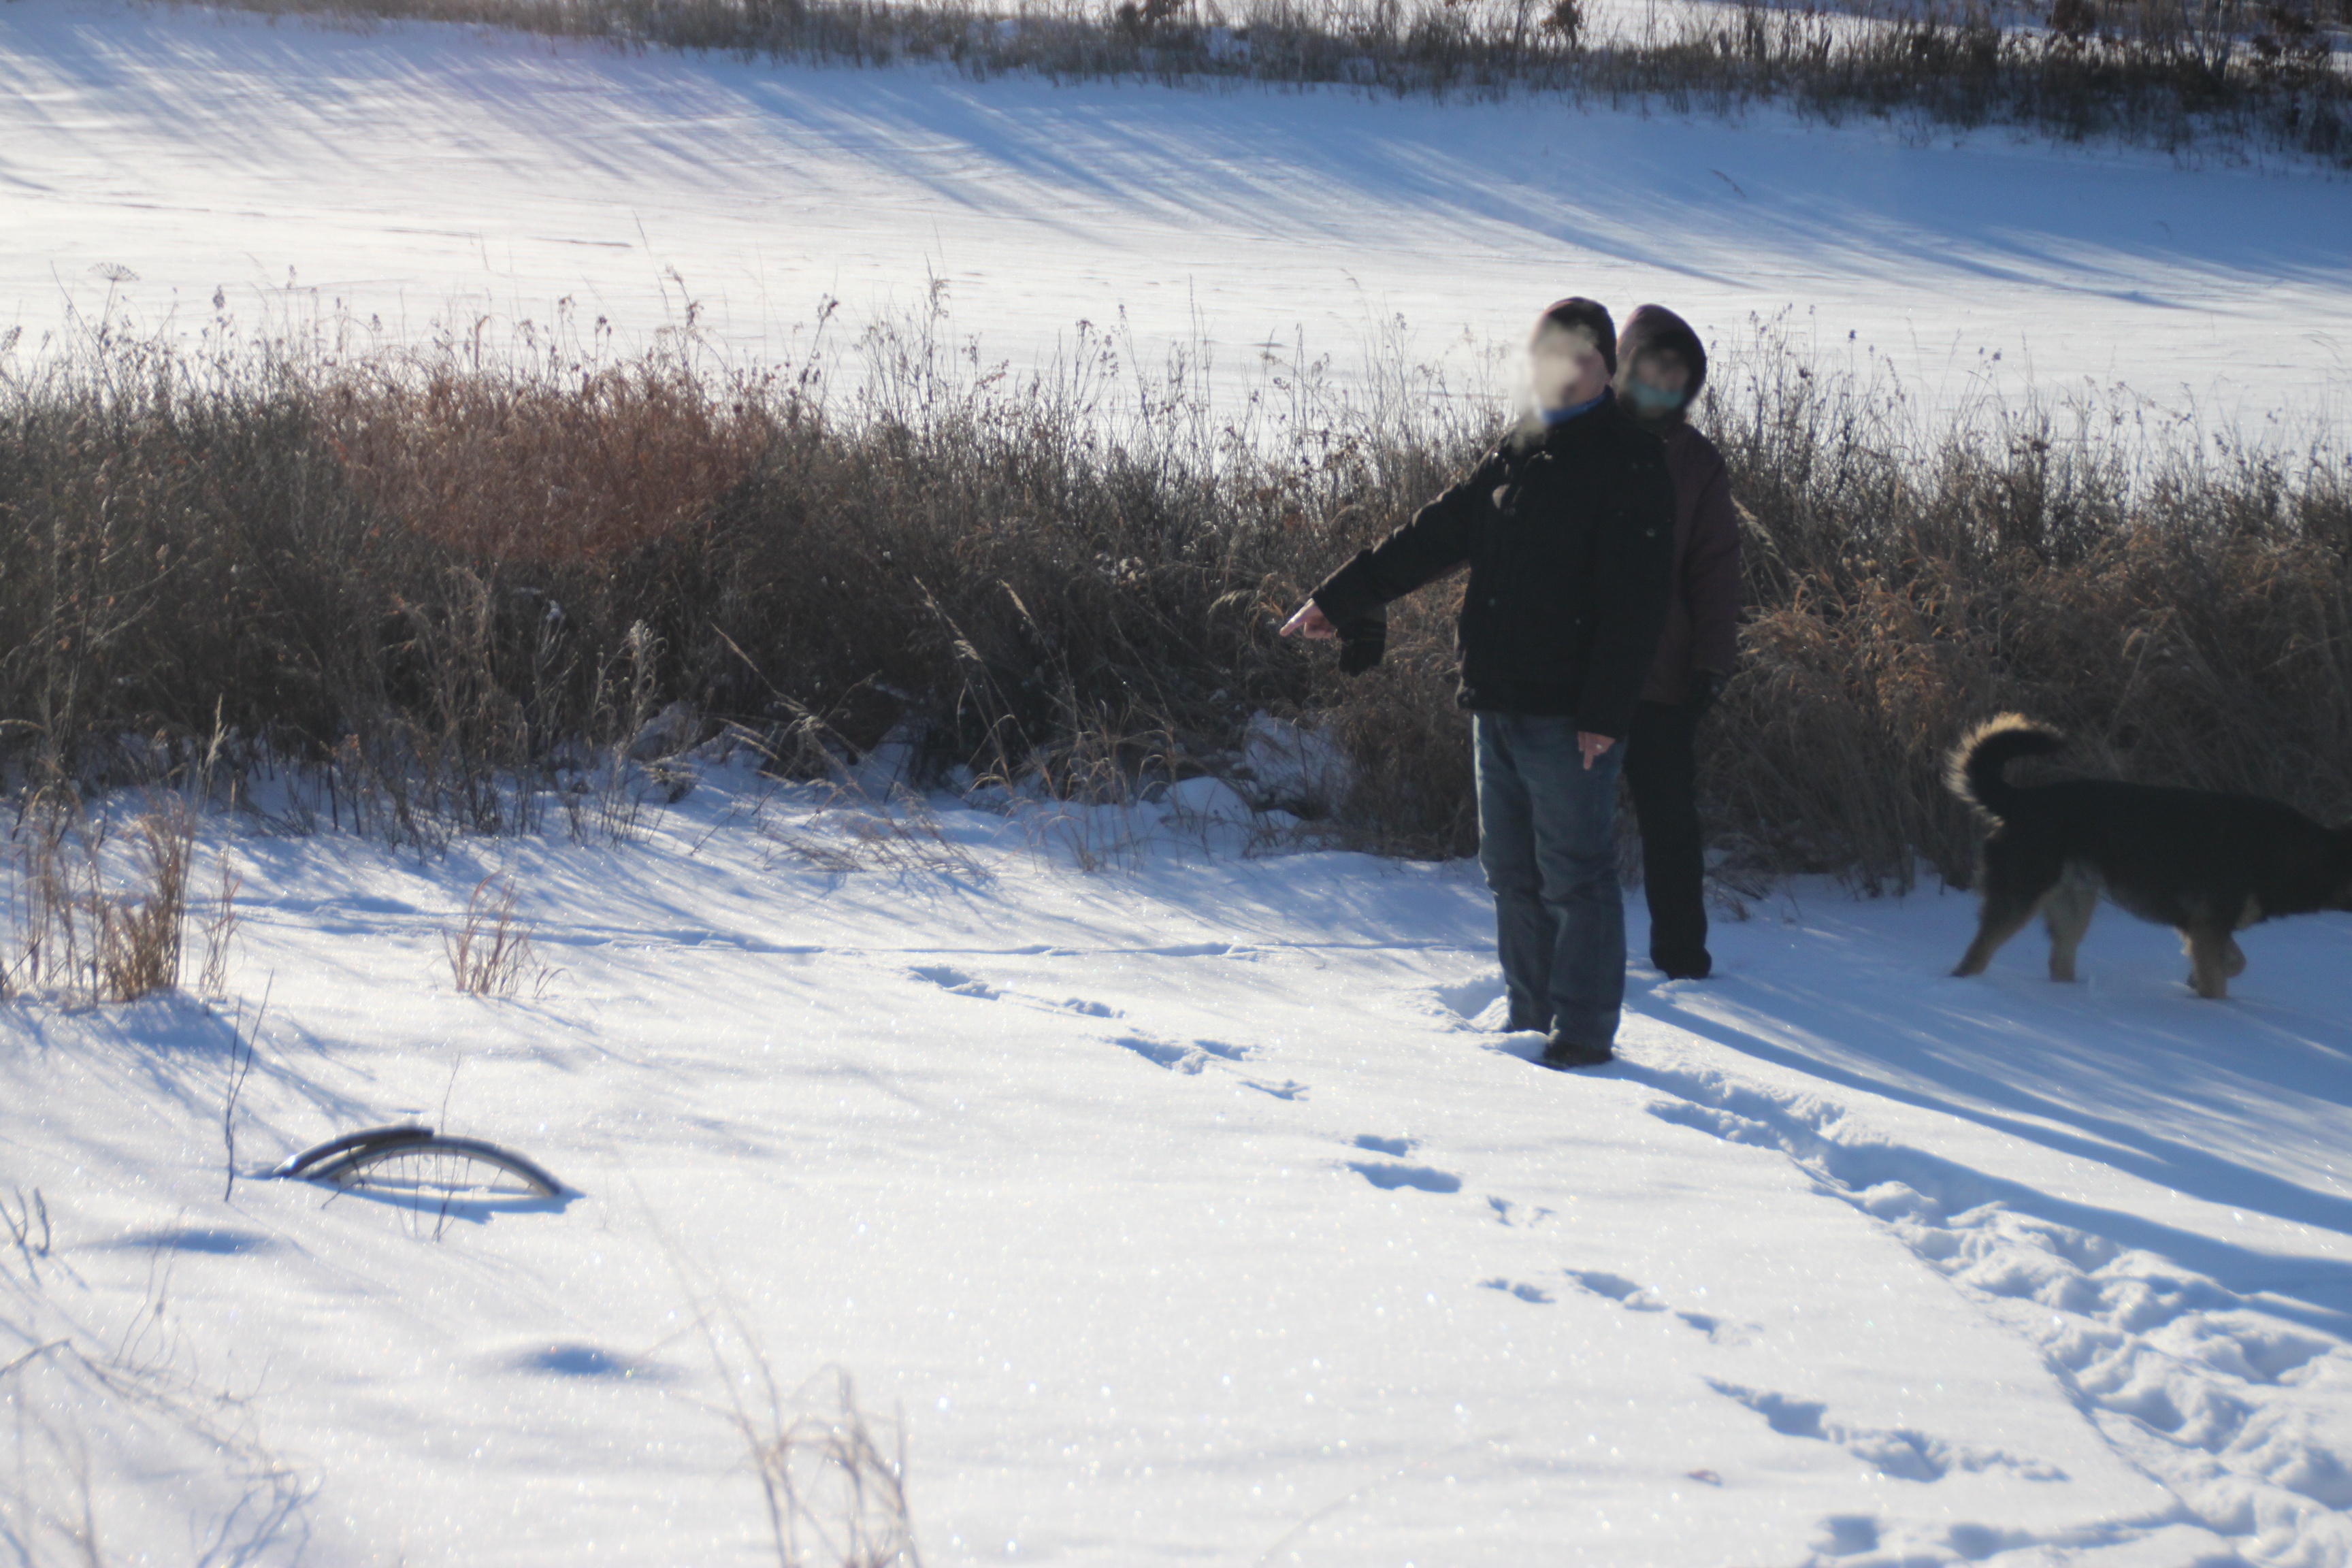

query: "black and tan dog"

left=1947, top=715, right=2352, bottom=998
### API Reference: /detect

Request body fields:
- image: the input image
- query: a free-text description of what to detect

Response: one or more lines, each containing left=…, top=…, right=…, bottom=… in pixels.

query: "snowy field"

left=5, top=762, right=2352, bottom=1566
left=9, top=5, right=2352, bottom=1564
left=4, top=1, right=2352, bottom=425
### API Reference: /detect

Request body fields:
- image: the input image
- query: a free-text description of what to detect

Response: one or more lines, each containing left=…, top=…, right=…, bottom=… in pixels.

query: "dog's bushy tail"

left=1946, top=715, right=2064, bottom=821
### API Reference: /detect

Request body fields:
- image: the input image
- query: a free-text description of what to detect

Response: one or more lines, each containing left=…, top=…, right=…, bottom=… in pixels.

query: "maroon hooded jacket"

left=1617, top=305, right=1742, bottom=705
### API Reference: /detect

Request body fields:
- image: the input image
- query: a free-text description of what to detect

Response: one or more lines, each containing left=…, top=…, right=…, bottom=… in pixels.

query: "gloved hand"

left=1688, top=668, right=1727, bottom=720
left=1337, top=608, right=1387, bottom=676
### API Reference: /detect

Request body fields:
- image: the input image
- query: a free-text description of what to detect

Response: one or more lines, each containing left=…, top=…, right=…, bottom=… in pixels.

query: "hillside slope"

left=3, top=1, right=2350, bottom=418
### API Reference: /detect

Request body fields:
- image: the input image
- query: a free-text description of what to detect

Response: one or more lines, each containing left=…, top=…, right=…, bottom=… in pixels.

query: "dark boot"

left=1538, top=1032, right=1615, bottom=1070
left=1656, top=949, right=1712, bottom=981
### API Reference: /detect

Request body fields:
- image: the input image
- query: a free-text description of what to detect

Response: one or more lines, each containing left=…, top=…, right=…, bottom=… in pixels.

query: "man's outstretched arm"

left=1280, top=454, right=1497, bottom=642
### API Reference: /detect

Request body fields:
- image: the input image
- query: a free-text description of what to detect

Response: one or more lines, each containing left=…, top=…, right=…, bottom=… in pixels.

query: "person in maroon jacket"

left=1615, top=306, right=1742, bottom=981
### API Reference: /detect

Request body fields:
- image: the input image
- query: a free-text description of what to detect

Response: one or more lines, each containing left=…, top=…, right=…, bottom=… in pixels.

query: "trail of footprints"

left=903, top=963, right=1310, bottom=1099
left=1422, top=977, right=2352, bottom=1557
left=1337, top=1130, right=1908, bottom=1482
left=911, top=961, right=2352, bottom=1558
left=1464, top=1179, right=2073, bottom=1518
left=1629, top=1062, right=2352, bottom=1561
left=1453, top=1162, right=2106, bottom=1562
left=1357, top=1017, right=2352, bottom=1563
left=1005, top=958, right=2118, bottom=1526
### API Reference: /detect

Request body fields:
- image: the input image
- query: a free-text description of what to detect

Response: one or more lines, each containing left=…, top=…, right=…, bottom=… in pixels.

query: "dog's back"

left=1946, top=714, right=2352, bottom=997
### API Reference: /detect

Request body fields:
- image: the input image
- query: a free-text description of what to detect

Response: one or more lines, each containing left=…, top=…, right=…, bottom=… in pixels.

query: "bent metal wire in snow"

left=272, top=1124, right=564, bottom=1200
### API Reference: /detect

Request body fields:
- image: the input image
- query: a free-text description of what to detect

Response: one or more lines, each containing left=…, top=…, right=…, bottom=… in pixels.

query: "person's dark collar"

left=1540, top=385, right=1613, bottom=428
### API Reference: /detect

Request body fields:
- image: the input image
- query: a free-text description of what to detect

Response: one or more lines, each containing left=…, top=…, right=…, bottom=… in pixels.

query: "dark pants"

left=1623, top=699, right=1710, bottom=974
left=1473, top=713, right=1627, bottom=1049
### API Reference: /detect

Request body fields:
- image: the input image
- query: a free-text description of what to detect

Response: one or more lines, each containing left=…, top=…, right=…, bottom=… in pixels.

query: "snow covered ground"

left=6, top=764, right=2352, bottom=1565
left=8, top=5, right=2352, bottom=1562
left=4, top=1, right=2352, bottom=425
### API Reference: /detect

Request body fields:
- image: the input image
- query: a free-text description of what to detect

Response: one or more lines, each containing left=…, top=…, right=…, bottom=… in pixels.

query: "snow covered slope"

left=6, top=771, right=2351, bottom=1565
left=4, top=1, right=2351, bottom=421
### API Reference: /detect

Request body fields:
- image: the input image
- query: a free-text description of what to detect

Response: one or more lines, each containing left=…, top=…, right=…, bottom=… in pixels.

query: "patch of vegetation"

left=3, top=306, right=2347, bottom=887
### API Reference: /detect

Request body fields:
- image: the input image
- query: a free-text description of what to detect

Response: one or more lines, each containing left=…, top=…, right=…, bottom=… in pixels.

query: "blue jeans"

left=1473, top=713, right=1627, bottom=1049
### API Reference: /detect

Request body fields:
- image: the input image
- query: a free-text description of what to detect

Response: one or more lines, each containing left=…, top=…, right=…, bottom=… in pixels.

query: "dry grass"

left=197, top=849, right=242, bottom=998
left=2, top=309, right=2347, bottom=890
left=102, top=806, right=195, bottom=1000
left=738, top=1367, right=921, bottom=1568
left=442, top=875, right=544, bottom=995
left=669, top=1237, right=922, bottom=1566
left=1696, top=341, right=2352, bottom=887
left=3, top=794, right=195, bottom=1003
left=170, top=0, right=2352, bottom=167
left=328, top=365, right=769, bottom=564
left=763, top=789, right=993, bottom=879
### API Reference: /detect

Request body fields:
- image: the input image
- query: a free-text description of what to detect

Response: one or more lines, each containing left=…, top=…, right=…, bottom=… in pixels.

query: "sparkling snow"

left=4, top=1, right=2351, bottom=423
left=6, top=766, right=2351, bottom=1564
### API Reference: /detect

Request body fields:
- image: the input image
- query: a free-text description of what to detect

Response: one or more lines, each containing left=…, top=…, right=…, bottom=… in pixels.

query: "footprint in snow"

left=1673, top=1309, right=1759, bottom=1345
left=1814, top=1516, right=1881, bottom=1556
left=1431, top=973, right=1507, bottom=1022
left=1059, top=998, right=1119, bottom=1017
left=1705, top=1378, right=2063, bottom=1484
left=1485, top=1196, right=1556, bottom=1227
left=1347, top=1160, right=1463, bottom=1194
left=1565, top=1269, right=1668, bottom=1311
left=1106, top=1036, right=1302, bottom=1097
left=1556, top=1267, right=1756, bottom=1339
left=908, top=964, right=998, bottom=999
left=1352, top=1134, right=1414, bottom=1156
left=1113, top=1036, right=1250, bottom=1074
left=1480, top=1277, right=1555, bottom=1303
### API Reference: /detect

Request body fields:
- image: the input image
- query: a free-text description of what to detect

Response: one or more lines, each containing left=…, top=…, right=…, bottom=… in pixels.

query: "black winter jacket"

left=1309, top=395, right=1679, bottom=740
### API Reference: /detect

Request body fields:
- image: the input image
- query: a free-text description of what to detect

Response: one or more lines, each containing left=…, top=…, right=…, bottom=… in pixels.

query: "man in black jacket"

left=1281, top=299, right=1678, bottom=1067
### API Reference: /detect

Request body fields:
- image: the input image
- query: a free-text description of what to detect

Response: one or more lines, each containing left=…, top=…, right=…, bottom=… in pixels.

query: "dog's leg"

left=2223, top=936, right=2248, bottom=979
left=2042, top=866, right=2098, bottom=983
left=1955, top=889, right=2043, bottom=977
left=2224, top=895, right=2258, bottom=979
left=2182, top=928, right=2233, bottom=1000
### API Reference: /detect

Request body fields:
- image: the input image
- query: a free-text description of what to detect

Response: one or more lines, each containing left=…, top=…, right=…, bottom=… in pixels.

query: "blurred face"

left=1626, top=348, right=1691, bottom=419
left=1637, top=350, right=1693, bottom=399
left=1528, top=320, right=1606, bottom=410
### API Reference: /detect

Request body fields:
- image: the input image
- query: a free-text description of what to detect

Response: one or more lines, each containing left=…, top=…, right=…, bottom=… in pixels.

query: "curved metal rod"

left=301, top=1135, right=565, bottom=1199
left=271, top=1124, right=435, bottom=1180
